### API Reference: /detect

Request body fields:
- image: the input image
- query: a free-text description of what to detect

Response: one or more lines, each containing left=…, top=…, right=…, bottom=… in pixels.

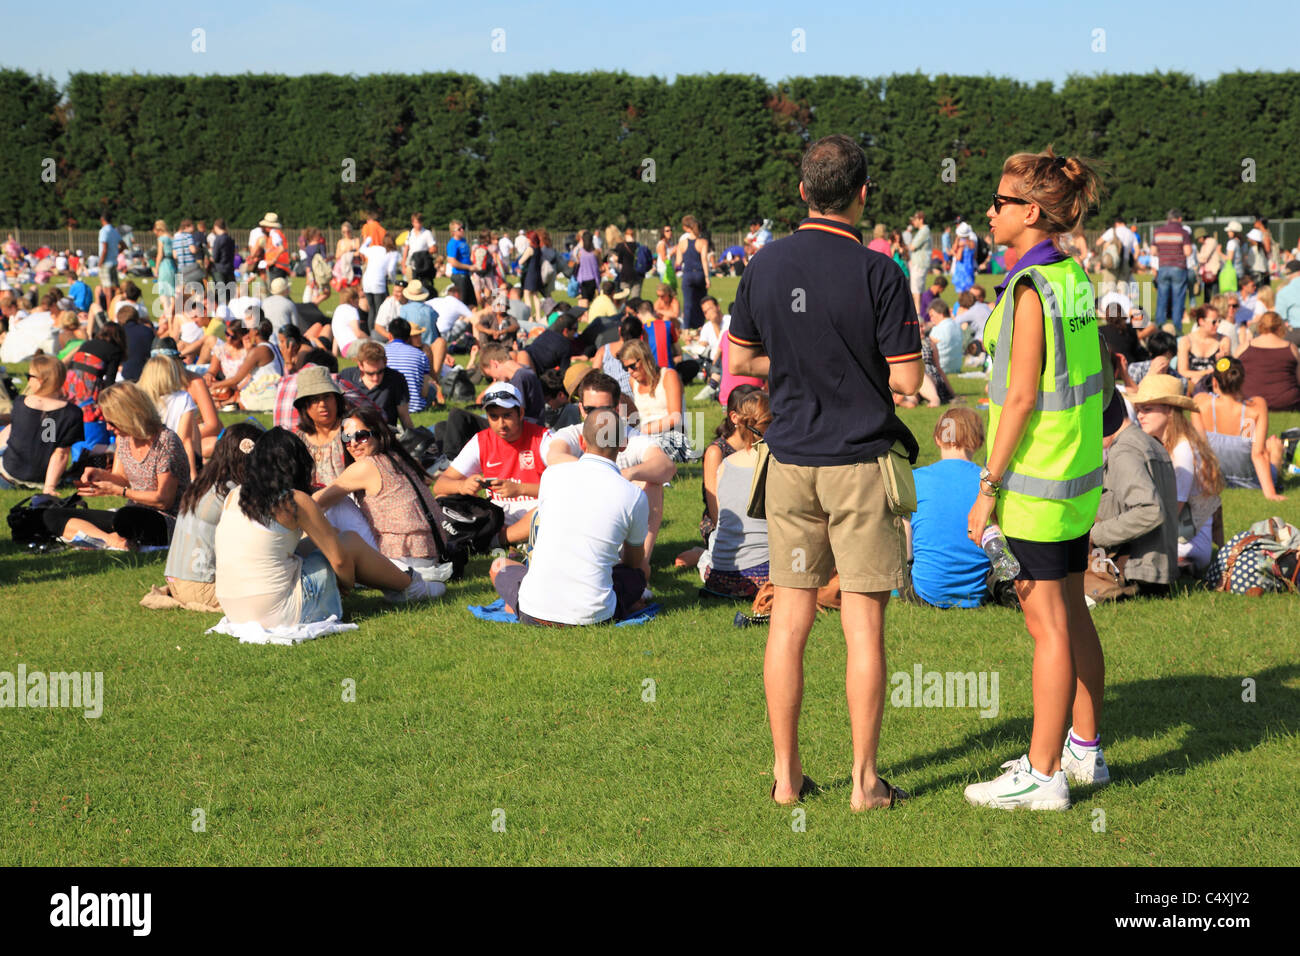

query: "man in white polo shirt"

left=490, top=407, right=650, bottom=626
left=546, top=368, right=675, bottom=559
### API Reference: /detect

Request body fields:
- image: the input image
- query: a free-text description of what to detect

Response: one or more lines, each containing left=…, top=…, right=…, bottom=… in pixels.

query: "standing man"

left=97, top=212, right=124, bottom=307
left=1153, top=208, right=1193, bottom=331
left=402, top=213, right=433, bottom=276
left=907, top=210, right=932, bottom=315
left=446, top=220, right=477, bottom=308
left=728, top=134, right=924, bottom=812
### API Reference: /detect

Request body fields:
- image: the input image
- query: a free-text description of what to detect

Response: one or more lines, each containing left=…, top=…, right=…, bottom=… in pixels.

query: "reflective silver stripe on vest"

left=988, top=268, right=1103, bottom=412
left=1002, top=464, right=1103, bottom=500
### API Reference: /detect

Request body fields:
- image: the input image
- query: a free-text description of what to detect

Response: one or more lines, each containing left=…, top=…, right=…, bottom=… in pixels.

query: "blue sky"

left=8, top=1, right=1298, bottom=85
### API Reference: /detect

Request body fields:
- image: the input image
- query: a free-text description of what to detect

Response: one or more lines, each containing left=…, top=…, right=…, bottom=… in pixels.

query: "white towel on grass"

left=206, top=615, right=358, bottom=645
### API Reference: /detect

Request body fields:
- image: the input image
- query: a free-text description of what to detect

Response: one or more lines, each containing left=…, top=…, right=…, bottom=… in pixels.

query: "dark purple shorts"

left=494, top=563, right=647, bottom=626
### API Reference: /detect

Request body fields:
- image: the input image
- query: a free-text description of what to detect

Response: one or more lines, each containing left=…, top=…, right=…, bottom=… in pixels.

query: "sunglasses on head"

left=341, top=429, right=373, bottom=445
left=992, top=193, right=1032, bottom=214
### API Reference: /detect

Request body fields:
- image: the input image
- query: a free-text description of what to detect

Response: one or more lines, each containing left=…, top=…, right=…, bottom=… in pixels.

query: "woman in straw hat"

left=252, top=212, right=292, bottom=282
left=1132, top=373, right=1225, bottom=573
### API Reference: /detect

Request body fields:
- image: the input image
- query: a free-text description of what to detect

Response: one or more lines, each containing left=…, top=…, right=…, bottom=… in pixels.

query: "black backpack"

left=7, top=494, right=84, bottom=544
left=976, top=233, right=989, bottom=264
left=398, top=426, right=442, bottom=473
left=434, top=494, right=505, bottom=579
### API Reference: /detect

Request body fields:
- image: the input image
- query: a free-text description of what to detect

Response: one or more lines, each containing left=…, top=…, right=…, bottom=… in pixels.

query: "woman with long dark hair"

left=313, top=406, right=450, bottom=580
left=964, top=147, right=1110, bottom=811
left=151, top=422, right=263, bottom=610
left=214, top=428, right=440, bottom=627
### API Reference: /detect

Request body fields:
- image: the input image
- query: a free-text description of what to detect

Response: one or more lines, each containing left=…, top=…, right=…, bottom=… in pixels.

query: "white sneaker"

left=385, top=572, right=447, bottom=604
left=1061, top=740, right=1110, bottom=786
left=964, top=755, right=1071, bottom=811
left=693, top=384, right=718, bottom=401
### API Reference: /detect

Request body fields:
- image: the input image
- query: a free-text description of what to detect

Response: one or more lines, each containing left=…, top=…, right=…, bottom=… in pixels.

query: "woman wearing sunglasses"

left=313, top=405, right=450, bottom=584
left=618, top=337, right=690, bottom=461
left=963, top=147, right=1112, bottom=811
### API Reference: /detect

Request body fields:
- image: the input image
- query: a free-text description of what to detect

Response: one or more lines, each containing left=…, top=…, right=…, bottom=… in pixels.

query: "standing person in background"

left=867, top=224, right=891, bottom=255
left=573, top=230, right=601, bottom=307
left=675, top=216, right=710, bottom=330
left=907, top=211, right=933, bottom=315
left=964, top=147, right=1110, bottom=811
left=174, top=219, right=205, bottom=299
left=728, top=134, right=924, bottom=812
left=402, top=213, right=433, bottom=276
left=97, top=212, right=124, bottom=308
left=252, top=213, right=293, bottom=284
left=444, top=220, right=476, bottom=308
left=655, top=225, right=674, bottom=284
left=361, top=211, right=386, bottom=249
left=518, top=229, right=543, bottom=319
left=361, top=236, right=396, bottom=330
left=1153, top=209, right=1193, bottom=331
left=209, top=219, right=236, bottom=289
left=951, top=222, right=977, bottom=294
left=153, top=220, right=178, bottom=323
left=613, top=226, right=643, bottom=301
left=1195, top=227, right=1223, bottom=303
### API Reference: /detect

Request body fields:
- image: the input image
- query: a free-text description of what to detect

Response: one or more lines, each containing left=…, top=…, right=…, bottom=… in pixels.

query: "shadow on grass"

left=0, top=541, right=166, bottom=586
left=877, top=663, right=1298, bottom=795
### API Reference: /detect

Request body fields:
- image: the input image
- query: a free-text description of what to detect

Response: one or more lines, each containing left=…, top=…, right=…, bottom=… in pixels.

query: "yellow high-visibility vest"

left=985, top=258, right=1104, bottom=541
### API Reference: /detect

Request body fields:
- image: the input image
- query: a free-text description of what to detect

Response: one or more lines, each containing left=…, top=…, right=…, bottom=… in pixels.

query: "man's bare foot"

left=850, top=776, right=906, bottom=811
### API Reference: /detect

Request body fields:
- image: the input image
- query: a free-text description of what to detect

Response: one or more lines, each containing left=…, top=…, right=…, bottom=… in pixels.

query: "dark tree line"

left=3, top=69, right=1297, bottom=231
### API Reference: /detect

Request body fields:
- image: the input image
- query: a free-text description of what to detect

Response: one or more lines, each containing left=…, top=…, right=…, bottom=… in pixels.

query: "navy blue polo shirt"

left=727, top=217, right=922, bottom=466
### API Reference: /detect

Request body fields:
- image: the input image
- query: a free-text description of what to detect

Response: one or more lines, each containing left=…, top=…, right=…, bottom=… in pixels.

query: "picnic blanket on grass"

left=468, top=598, right=662, bottom=627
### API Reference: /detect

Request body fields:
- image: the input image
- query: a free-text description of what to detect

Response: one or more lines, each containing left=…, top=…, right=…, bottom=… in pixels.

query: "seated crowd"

left=3, top=250, right=1297, bottom=628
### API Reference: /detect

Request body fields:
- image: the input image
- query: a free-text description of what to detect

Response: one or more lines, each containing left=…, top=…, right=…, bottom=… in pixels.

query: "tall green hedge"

left=6, top=70, right=1298, bottom=230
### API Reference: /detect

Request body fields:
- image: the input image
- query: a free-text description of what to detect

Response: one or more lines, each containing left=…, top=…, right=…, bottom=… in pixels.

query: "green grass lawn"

left=1, top=276, right=1297, bottom=866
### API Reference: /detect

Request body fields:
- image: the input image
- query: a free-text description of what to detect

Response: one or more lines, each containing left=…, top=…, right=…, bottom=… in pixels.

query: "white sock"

left=1028, top=764, right=1054, bottom=782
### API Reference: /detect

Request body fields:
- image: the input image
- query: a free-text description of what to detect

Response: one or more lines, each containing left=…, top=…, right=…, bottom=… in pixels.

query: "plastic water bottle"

left=981, top=525, right=1021, bottom=582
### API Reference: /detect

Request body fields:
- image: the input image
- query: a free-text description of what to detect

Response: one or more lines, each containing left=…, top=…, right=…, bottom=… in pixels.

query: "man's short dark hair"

left=388, top=317, right=411, bottom=340
left=619, top=316, right=644, bottom=341
left=801, top=134, right=868, bottom=214
left=625, top=297, right=644, bottom=314
left=700, top=295, right=718, bottom=310
left=1167, top=208, right=1182, bottom=220
left=553, top=312, right=578, bottom=334
left=601, top=280, right=615, bottom=296
left=300, top=347, right=338, bottom=373
left=583, top=406, right=624, bottom=454
left=576, top=369, right=622, bottom=406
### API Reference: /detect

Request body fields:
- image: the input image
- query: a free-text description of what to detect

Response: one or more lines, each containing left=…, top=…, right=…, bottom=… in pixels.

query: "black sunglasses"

left=341, top=429, right=373, bottom=445
left=992, top=193, right=1032, bottom=214
left=622, top=361, right=641, bottom=372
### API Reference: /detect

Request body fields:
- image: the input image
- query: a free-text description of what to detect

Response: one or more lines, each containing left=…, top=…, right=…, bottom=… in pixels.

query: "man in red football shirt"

left=433, top=382, right=552, bottom=545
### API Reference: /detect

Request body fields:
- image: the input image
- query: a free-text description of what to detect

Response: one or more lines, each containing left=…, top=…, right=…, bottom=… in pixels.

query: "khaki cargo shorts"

left=765, top=455, right=908, bottom=593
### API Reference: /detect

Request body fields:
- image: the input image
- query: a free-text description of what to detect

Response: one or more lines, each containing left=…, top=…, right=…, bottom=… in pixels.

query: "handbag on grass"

left=746, top=439, right=771, bottom=520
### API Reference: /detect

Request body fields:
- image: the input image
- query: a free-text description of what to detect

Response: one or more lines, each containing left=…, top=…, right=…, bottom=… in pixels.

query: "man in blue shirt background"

left=445, top=220, right=477, bottom=307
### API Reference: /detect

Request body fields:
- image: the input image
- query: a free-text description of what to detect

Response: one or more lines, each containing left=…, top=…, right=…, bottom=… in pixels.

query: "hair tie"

left=1053, top=155, right=1068, bottom=170
left=150, top=348, right=181, bottom=358
left=239, top=438, right=255, bottom=454
left=1215, top=357, right=1231, bottom=373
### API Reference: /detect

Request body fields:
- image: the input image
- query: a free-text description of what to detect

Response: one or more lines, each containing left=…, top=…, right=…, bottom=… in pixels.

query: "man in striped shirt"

left=173, top=219, right=205, bottom=294
left=383, top=317, right=437, bottom=413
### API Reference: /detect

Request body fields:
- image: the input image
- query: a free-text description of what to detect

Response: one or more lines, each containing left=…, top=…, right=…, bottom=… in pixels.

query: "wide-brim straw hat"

left=259, top=212, right=282, bottom=230
left=404, top=279, right=431, bottom=301
left=1130, top=373, right=1195, bottom=410
left=296, top=365, right=342, bottom=400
